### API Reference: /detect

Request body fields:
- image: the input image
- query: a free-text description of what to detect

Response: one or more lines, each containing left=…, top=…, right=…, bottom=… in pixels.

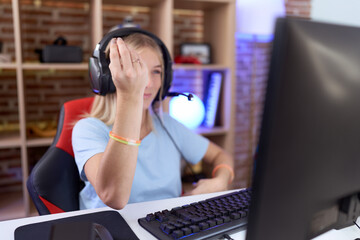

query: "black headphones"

left=89, top=27, right=173, bottom=100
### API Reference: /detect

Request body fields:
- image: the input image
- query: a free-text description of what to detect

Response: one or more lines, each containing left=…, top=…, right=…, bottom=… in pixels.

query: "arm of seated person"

left=184, top=142, right=234, bottom=196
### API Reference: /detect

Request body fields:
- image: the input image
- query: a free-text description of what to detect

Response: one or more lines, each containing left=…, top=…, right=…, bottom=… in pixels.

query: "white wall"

left=311, top=0, right=360, bottom=27
left=236, top=0, right=285, bottom=35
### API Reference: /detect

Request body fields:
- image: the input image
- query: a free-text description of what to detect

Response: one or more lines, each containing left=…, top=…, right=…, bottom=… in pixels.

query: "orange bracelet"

left=109, top=131, right=141, bottom=146
left=212, top=164, right=235, bottom=184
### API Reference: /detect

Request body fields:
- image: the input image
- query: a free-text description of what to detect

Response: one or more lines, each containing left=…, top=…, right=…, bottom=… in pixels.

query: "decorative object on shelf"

left=110, top=16, right=140, bottom=30
left=0, top=41, right=11, bottom=63
left=174, top=55, right=201, bottom=64
left=0, top=122, right=20, bottom=132
left=180, top=43, right=211, bottom=64
left=203, top=71, right=223, bottom=128
left=0, top=54, right=11, bottom=63
left=27, top=121, right=57, bottom=138
left=35, top=36, right=83, bottom=63
left=169, top=93, right=205, bottom=129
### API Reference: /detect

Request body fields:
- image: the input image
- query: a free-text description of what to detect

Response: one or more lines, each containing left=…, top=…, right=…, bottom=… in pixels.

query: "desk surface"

left=1, top=189, right=359, bottom=240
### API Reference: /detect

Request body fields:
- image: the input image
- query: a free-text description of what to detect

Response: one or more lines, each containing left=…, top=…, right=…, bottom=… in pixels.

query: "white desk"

left=1, top=190, right=359, bottom=240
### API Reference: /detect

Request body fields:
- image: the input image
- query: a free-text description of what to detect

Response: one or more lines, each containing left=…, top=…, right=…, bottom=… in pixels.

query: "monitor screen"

left=246, top=17, right=360, bottom=240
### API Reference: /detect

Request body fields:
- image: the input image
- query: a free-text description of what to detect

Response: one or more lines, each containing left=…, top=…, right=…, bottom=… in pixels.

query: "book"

left=203, top=72, right=223, bottom=128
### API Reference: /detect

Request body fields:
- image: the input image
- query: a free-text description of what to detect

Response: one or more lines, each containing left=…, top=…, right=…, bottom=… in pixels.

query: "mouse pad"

left=14, top=210, right=139, bottom=240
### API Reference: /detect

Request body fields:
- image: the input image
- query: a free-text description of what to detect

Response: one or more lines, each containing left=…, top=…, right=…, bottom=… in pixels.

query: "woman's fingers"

left=108, top=37, right=148, bottom=95
left=130, top=50, right=148, bottom=85
left=116, top=37, right=133, bottom=71
left=109, top=38, right=121, bottom=72
left=130, top=50, right=141, bottom=68
left=130, top=50, right=143, bottom=73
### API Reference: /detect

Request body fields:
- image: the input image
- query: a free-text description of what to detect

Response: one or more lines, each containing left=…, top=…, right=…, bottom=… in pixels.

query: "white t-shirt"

left=72, top=113, right=209, bottom=209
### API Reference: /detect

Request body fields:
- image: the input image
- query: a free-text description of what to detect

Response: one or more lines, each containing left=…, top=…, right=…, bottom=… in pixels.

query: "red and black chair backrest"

left=27, top=97, right=94, bottom=215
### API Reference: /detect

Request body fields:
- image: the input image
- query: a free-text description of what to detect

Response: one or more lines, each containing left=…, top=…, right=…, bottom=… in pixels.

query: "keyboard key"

left=178, top=219, right=191, bottom=227
left=160, top=223, right=175, bottom=234
left=191, top=203, right=202, bottom=209
left=199, top=222, right=210, bottom=230
left=155, top=212, right=168, bottom=222
left=239, top=210, right=247, bottom=218
left=190, top=216, right=208, bottom=224
left=172, top=222, right=184, bottom=229
left=171, top=206, right=183, bottom=214
left=162, top=209, right=171, bottom=216
left=220, top=210, right=229, bottom=216
left=214, top=217, right=224, bottom=225
left=207, top=220, right=217, bottom=227
left=206, top=213, right=215, bottom=219
left=222, top=216, right=231, bottom=223
left=171, top=230, right=184, bottom=238
left=145, top=213, right=155, bottom=222
left=182, top=227, right=192, bottom=235
left=189, top=225, right=200, bottom=233
left=214, top=211, right=222, bottom=218
left=179, top=212, right=194, bottom=221
left=230, top=212, right=241, bottom=220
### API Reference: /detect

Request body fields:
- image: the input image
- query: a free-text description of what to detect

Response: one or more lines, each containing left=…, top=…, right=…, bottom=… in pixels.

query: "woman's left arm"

left=185, top=142, right=234, bottom=195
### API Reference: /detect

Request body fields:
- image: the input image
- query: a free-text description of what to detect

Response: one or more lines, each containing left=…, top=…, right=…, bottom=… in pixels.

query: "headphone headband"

left=89, top=27, right=173, bottom=100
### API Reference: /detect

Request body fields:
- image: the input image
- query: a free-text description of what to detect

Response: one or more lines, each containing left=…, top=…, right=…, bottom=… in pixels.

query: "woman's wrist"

left=116, top=90, right=144, bottom=104
left=112, top=92, right=144, bottom=140
left=212, top=164, right=235, bottom=185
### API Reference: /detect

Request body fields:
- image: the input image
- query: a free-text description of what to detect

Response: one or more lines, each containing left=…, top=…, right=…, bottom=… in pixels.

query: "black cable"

left=354, top=220, right=360, bottom=230
left=153, top=109, right=200, bottom=182
left=222, top=233, right=234, bottom=240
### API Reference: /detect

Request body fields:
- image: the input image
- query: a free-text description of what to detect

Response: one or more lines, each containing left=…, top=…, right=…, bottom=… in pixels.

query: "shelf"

left=196, top=126, right=228, bottom=136
left=22, top=63, right=88, bottom=70
left=103, top=0, right=164, bottom=7
left=0, top=130, right=54, bottom=148
left=174, top=64, right=229, bottom=70
left=27, top=137, right=53, bottom=148
left=174, top=0, right=234, bottom=10
left=0, top=132, right=21, bottom=149
left=0, top=63, right=17, bottom=69
left=41, top=0, right=88, bottom=2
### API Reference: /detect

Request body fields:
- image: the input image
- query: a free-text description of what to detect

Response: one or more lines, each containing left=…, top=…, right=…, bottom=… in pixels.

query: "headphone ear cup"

left=102, top=70, right=116, bottom=95
left=89, top=57, right=102, bottom=94
left=89, top=56, right=115, bottom=96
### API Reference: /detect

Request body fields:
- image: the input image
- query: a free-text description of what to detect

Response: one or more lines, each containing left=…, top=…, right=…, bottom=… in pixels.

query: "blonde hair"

left=88, top=33, right=165, bottom=126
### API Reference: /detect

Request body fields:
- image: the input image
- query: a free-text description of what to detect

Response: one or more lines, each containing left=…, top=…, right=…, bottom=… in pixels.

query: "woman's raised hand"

left=108, top=37, right=149, bottom=98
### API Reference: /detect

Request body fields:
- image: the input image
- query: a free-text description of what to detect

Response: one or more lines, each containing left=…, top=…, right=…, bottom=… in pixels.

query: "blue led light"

left=169, top=93, right=205, bottom=129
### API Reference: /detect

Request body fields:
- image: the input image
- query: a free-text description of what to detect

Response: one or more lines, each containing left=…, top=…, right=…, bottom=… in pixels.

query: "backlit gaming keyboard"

left=138, top=188, right=251, bottom=240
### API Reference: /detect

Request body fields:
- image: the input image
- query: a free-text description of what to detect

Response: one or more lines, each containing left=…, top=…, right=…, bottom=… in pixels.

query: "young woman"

left=72, top=32, right=234, bottom=210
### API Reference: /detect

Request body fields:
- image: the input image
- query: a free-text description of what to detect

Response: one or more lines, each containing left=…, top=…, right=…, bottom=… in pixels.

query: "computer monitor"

left=246, top=17, right=360, bottom=240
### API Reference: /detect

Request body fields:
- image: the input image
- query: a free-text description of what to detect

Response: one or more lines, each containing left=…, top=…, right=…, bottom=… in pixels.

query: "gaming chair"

left=27, top=97, right=94, bottom=215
